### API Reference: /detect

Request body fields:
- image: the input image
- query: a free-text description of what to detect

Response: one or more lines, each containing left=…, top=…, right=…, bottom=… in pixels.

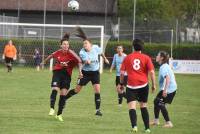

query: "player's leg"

left=161, top=91, right=176, bottom=128
left=91, top=71, right=102, bottom=116
left=126, top=88, right=138, bottom=132
left=138, top=85, right=150, bottom=132
left=56, top=88, right=68, bottom=122
left=150, top=91, right=162, bottom=126
left=115, top=76, right=123, bottom=105
left=49, top=71, right=60, bottom=115
left=65, top=73, right=89, bottom=100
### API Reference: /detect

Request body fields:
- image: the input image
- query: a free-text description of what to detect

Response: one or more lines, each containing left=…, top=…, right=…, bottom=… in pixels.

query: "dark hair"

left=159, top=51, right=170, bottom=64
left=132, top=39, right=144, bottom=51
left=60, top=33, right=70, bottom=44
left=75, top=27, right=91, bottom=42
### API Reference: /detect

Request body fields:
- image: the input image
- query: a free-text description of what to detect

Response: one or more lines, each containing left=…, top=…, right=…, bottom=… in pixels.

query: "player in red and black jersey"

left=120, top=39, right=156, bottom=133
left=42, top=33, right=82, bottom=122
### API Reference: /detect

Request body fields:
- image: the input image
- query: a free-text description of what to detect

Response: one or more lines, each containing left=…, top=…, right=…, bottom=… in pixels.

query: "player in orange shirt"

left=2, top=40, right=17, bottom=72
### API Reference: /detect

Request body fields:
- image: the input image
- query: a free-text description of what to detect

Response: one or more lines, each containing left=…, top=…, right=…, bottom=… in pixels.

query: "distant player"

left=110, top=45, right=127, bottom=106
left=120, top=39, right=156, bottom=133
left=65, top=27, right=109, bottom=116
left=42, top=33, right=82, bottom=122
left=150, top=51, right=177, bottom=128
left=33, top=48, right=41, bottom=71
left=2, top=40, right=17, bottom=72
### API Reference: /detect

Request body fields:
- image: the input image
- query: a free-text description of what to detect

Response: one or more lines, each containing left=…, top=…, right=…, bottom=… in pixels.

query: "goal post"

left=0, top=22, right=107, bottom=73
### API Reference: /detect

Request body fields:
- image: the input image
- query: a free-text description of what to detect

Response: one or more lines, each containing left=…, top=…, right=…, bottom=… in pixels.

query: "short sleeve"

left=160, top=65, right=169, bottom=78
left=147, top=56, right=154, bottom=71
left=94, top=45, right=102, bottom=55
left=79, top=49, right=88, bottom=61
left=52, top=51, right=59, bottom=58
left=111, top=54, right=116, bottom=66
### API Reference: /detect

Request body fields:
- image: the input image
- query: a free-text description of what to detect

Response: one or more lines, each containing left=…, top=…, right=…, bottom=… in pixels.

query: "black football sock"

left=95, top=93, right=101, bottom=110
left=50, top=90, right=57, bottom=109
left=129, top=109, right=137, bottom=128
left=160, top=105, right=170, bottom=122
left=57, top=95, right=66, bottom=115
left=154, top=103, right=160, bottom=119
left=65, top=89, right=77, bottom=100
left=141, top=107, right=150, bottom=130
left=118, top=93, right=123, bottom=104
left=122, top=92, right=127, bottom=99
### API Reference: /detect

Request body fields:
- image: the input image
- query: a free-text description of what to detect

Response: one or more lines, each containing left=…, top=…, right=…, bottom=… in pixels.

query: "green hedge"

left=1, top=39, right=200, bottom=60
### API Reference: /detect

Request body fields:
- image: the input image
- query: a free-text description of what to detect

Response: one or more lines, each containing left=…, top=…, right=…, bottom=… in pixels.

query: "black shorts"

left=77, top=70, right=100, bottom=86
left=51, top=69, right=71, bottom=89
left=5, top=57, right=14, bottom=64
left=155, top=90, right=176, bottom=104
left=126, top=85, right=149, bottom=103
left=115, top=76, right=128, bottom=86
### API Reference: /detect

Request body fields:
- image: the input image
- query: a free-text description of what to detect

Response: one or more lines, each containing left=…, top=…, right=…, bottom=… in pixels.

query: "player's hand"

left=13, top=56, right=17, bottom=60
left=86, top=60, right=91, bottom=64
left=151, top=84, right=156, bottom=93
left=78, top=72, right=83, bottom=79
left=104, top=59, right=110, bottom=64
left=162, top=90, right=167, bottom=97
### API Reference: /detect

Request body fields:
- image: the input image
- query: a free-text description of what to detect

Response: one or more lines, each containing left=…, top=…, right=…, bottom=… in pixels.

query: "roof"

left=0, top=0, right=117, bottom=14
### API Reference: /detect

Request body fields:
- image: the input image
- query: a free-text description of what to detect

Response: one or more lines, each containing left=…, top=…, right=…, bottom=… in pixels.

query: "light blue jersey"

left=111, top=53, right=127, bottom=76
left=79, top=45, right=102, bottom=71
left=159, top=63, right=177, bottom=94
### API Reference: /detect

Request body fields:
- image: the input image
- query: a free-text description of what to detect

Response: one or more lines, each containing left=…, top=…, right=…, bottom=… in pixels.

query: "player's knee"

left=140, top=102, right=147, bottom=108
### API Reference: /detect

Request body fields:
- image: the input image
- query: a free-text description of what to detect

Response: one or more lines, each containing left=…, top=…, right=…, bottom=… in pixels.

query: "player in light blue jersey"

left=65, top=27, right=109, bottom=116
left=110, top=45, right=127, bottom=106
left=150, top=51, right=177, bottom=128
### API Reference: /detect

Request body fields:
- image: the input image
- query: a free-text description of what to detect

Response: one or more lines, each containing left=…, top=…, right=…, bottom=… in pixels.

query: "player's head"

left=116, top=45, right=123, bottom=54
left=156, top=51, right=169, bottom=64
left=60, top=33, right=70, bottom=51
left=75, top=27, right=92, bottom=51
left=132, top=39, right=144, bottom=51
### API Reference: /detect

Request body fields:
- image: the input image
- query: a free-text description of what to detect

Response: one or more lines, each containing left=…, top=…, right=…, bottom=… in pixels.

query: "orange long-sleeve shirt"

left=3, top=44, right=17, bottom=58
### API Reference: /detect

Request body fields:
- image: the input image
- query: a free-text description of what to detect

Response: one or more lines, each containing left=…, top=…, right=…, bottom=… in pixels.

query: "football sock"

left=95, top=93, right=101, bottom=110
left=57, top=95, right=66, bottom=115
left=141, top=107, right=150, bottom=130
left=122, top=92, right=127, bottom=99
left=154, top=98, right=160, bottom=119
left=160, top=105, right=170, bottom=122
left=118, top=93, right=123, bottom=104
left=65, top=89, right=77, bottom=100
left=50, top=90, right=57, bottom=109
left=129, top=109, right=137, bottom=128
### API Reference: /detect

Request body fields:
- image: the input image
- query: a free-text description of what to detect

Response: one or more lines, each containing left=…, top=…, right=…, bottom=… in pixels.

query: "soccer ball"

left=68, top=0, right=79, bottom=11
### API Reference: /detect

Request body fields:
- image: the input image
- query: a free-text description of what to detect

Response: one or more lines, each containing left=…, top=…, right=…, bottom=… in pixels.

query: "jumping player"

left=65, top=27, right=109, bottom=116
left=120, top=39, right=156, bottom=133
left=2, top=40, right=17, bottom=72
left=110, top=45, right=127, bottom=106
left=150, top=51, right=177, bottom=128
left=42, top=33, right=82, bottom=122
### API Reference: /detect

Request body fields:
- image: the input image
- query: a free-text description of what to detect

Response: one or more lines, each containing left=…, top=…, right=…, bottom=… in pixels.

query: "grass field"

left=0, top=67, right=200, bottom=134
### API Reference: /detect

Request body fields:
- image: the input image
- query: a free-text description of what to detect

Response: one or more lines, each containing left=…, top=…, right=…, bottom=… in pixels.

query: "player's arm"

left=110, top=55, right=116, bottom=73
left=100, top=53, right=109, bottom=64
left=162, top=75, right=170, bottom=97
left=120, top=59, right=126, bottom=87
left=69, top=49, right=83, bottom=77
left=2, top=46, right=7, bottom=59
left=13, top=46, right=17, bottom=60
left=148, top=57, right=156, bottom=93
left=41, top=54, right=53, bottom=65
left=149, top=69, right=156, bottom=93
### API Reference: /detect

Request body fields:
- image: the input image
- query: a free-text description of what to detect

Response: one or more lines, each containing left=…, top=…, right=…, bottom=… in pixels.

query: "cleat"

left=144, top=129, right=151, bottom=133
left=163, top=121, right=173, bottom=128
left=131, top=126, right=138, bottom=133
left=95, top=110, right=103, bottom=116
left=48, top=108, right=55, bottom=116
left=55, top=115, right=64, bottom=122
left=150, top=119, right=160, bottom=126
